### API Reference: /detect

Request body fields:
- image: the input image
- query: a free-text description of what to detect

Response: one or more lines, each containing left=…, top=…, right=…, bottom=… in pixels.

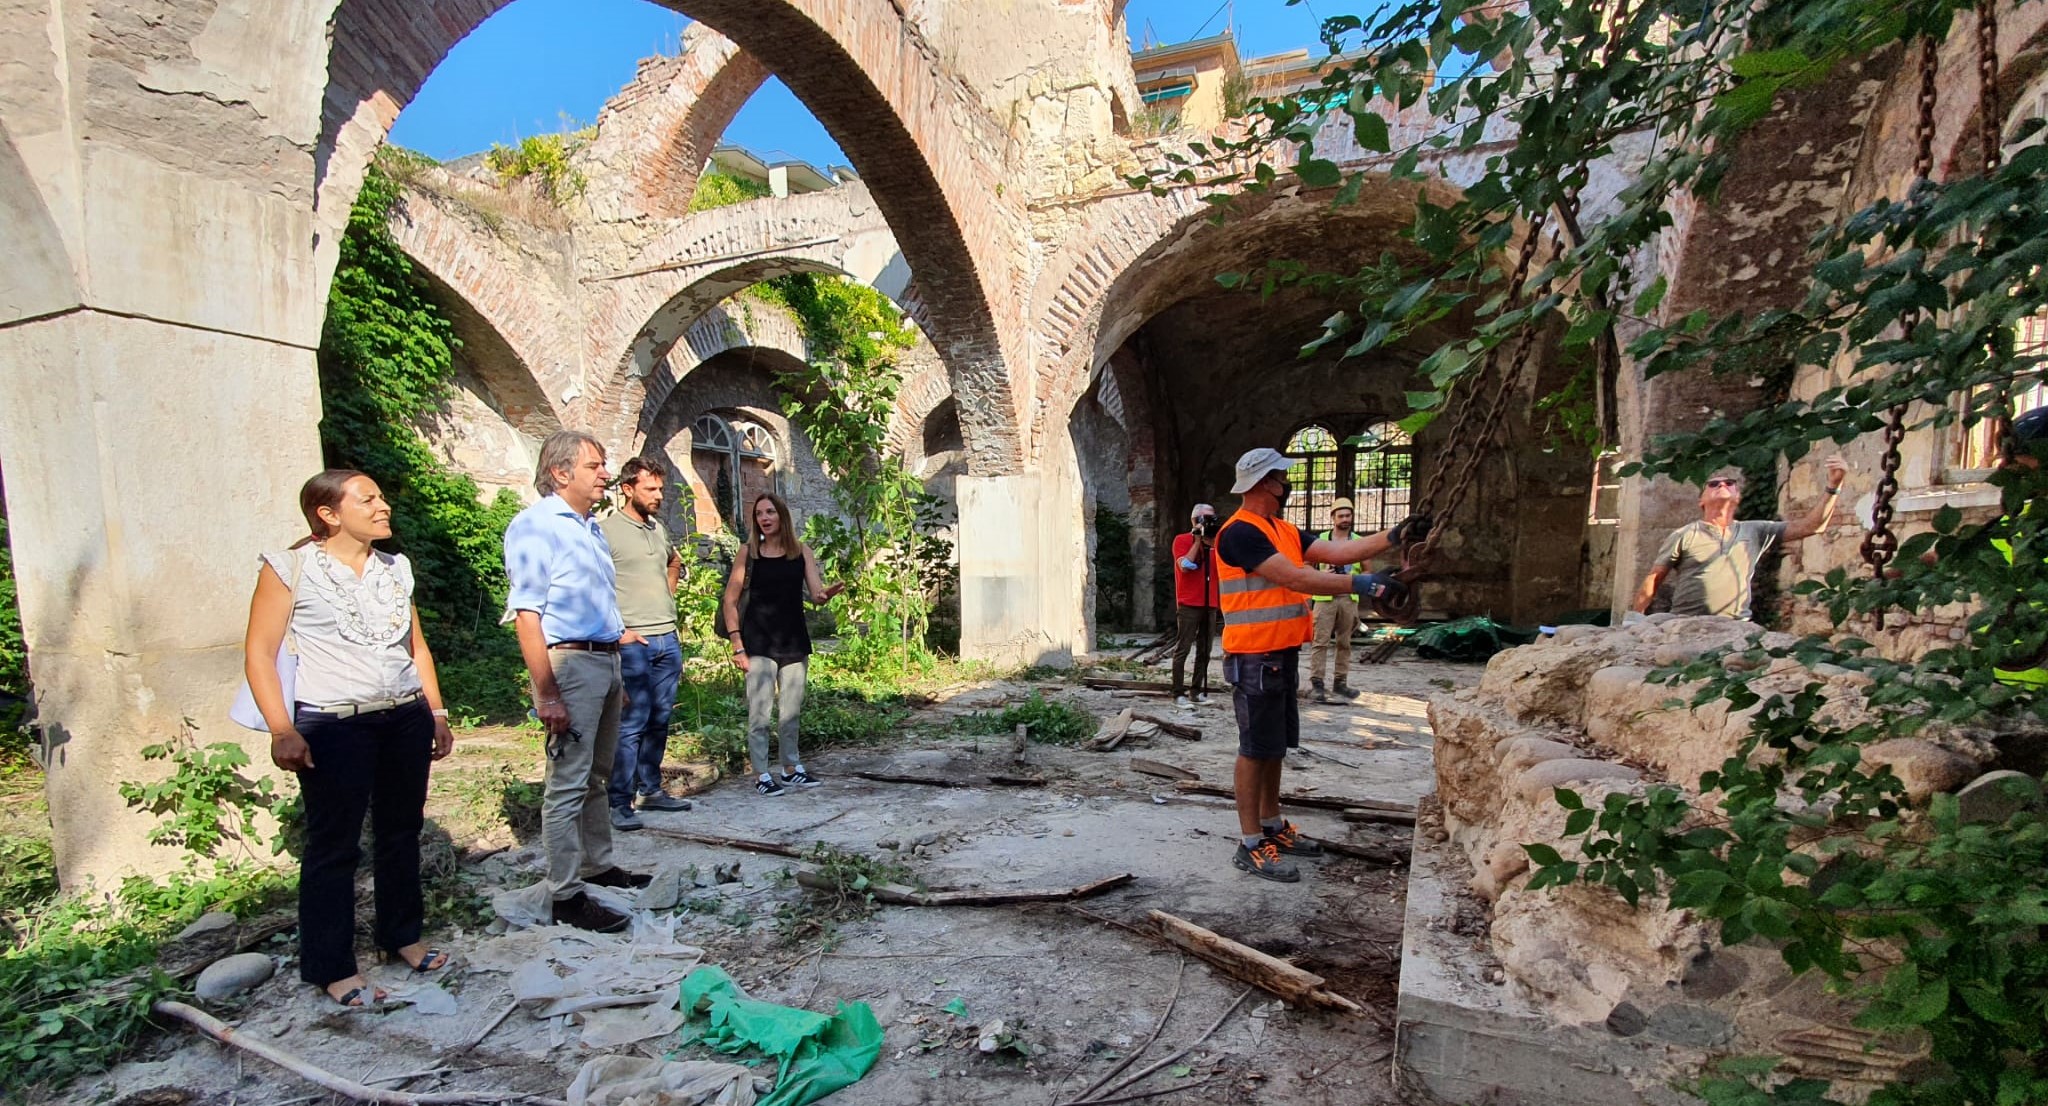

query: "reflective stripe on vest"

left=1309, top=529, right=1360, bottom=603
left=1216, top=509, right=1314, bottom=653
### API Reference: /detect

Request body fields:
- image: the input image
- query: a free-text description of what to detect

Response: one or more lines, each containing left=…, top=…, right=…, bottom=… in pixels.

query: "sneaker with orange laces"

left=1233, top=839, right=1301, bottom=882
left=1265, top=820, right=1324, bottom=858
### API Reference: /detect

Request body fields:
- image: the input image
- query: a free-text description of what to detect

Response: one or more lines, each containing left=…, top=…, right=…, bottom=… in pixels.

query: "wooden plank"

left=1088, top=708, right=1136, bottom=751
left=1340, top=807, right=1419, bottom=827
left=850, top=770, right=967, bottom=788
left=643, top=827, right=805, bottom=858
left=796, top=870, right=1135, bottom=907
left=1147, top=910, right=1364, bottom=1015
left=1130, top=712, right=1200, bottom=740
left=1083, top=677, right=1176, bottom=694
left=1129, top=757, right=1200, bottom=782
left=1172, top=782, right=1416, bottom=821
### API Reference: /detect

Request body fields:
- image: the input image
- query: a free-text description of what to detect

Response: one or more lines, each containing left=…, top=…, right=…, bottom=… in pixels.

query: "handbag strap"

left=282, top=547, right=305, bottom=656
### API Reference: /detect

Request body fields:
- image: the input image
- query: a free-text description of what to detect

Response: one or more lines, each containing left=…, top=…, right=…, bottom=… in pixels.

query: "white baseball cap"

left=1231, top=447, right=1292, bottom=494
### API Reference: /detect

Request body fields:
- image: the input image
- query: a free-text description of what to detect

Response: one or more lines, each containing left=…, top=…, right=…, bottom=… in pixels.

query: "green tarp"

left=1409, top=616, right=1541, bottom=662
left=679, top=966, right=883, bottom=1106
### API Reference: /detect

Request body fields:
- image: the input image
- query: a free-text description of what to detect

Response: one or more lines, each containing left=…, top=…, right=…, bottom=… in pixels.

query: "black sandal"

left=328, top=983, right=384, bottom=1008
left=406, top=948, right=451, bottom=974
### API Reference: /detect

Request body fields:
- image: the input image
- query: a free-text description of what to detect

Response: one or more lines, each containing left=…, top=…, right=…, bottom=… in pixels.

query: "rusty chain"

left=1861, top=35, right=1944, bottom=627
left=1373, top=208, right=1561, bottom=626
left=1980, top=1, right=2002, bottom=175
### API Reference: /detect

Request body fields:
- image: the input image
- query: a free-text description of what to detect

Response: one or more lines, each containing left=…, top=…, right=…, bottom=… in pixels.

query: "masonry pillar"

left=957, top=428, right=1087, bottom=666
left=0, top=0, right=329, bottom=887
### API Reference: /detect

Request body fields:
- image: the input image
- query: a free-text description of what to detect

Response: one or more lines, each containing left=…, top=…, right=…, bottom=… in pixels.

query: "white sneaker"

left=1193, top=692, right=1211, bottom=705
left=1174, top=695, right=1194, bottom=710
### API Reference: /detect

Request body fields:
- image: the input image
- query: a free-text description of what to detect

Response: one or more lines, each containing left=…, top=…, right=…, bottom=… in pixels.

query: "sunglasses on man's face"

left=1706, top=478, right=1741, bottom=489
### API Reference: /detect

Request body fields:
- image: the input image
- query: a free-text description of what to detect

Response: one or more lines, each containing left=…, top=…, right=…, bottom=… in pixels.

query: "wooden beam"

left=795, top=870, right=1135, bottom=907
left=1129, top=757, right=1199, bottom=782
left=1146, top=911, right=1364, bottom=1015
left=642, top=827, right=804, bottom=859
left=1172, top=782, right=1416, bottom=822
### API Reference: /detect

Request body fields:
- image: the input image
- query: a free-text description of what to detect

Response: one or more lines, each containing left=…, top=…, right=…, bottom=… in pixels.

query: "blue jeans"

left=609, top=631, right=682, bottom=809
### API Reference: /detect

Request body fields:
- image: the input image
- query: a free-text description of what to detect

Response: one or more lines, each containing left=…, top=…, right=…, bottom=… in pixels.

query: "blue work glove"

left=1179, top=557, right=1199, bottom=572
left=1350, top=572, right=1407, bottom=602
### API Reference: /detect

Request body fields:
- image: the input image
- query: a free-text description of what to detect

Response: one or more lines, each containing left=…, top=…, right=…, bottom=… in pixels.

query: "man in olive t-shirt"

left=598, top=458, right=690, bottom=827
left=1631, top=456, right=1848, bottom=621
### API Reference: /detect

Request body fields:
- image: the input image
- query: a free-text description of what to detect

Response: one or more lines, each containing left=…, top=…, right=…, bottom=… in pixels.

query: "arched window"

left=1352, top=421, right=1413, bottom=533
left=1284, top=424, right=1341, bottom=531
left=691, top=412, right=783, bottom=536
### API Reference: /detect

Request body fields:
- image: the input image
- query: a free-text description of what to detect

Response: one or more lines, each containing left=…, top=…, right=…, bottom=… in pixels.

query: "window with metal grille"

left=1284, top=424, right=1341, bottom=532
left=1352, top=421, right=1414, bottom=533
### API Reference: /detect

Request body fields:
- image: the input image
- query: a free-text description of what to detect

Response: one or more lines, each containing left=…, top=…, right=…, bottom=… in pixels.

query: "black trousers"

left=293, top=698, right=433, bottom=987
left=1170, top=604, right=1215, bottom=696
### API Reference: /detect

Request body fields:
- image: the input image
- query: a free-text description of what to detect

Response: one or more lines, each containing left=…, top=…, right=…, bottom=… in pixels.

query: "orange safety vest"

left=1217, top=509, right=1314, bottom=654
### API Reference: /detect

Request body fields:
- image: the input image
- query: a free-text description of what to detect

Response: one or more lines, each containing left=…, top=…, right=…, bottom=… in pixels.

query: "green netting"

left=1409, top=616, right=1540, bottom=662
left=679, top=966, right=884, bottom=1106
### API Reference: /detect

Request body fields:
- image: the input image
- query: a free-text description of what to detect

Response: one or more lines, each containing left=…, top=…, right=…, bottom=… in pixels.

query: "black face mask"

left=1269, top=476, right=1291, bottom=508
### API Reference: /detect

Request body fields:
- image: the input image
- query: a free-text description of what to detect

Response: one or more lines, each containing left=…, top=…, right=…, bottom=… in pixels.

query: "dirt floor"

left=77, top=649, right=1477, bottom=1106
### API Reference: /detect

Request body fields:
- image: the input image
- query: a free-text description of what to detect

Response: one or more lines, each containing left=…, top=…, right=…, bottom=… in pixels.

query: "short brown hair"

left=616, top=456, right=667, bottom=488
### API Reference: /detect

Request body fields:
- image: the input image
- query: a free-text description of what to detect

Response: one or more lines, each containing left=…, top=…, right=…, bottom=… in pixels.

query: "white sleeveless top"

left=261, top=546, right=422, bottom=709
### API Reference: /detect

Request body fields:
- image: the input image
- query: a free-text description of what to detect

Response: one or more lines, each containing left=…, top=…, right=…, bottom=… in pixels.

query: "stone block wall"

left=1424, top=617, right=2016, bottom=1097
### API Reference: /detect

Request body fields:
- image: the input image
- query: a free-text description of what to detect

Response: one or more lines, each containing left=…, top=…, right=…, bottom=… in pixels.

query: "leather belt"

left=301, top=691, right=423, bottom=719
left=550, top=639, right=621, bottom=653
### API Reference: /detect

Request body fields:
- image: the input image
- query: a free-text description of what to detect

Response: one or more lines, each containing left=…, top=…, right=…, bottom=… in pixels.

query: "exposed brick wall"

left=319, top=0, right=1033, bottom=472
left=579, top=25, right=770, bottom=226
left=381, top=178, right=582, bottom=420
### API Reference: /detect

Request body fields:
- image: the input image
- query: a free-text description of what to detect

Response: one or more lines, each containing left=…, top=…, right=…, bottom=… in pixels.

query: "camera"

left=1193, top=515, right=1221, bottom=538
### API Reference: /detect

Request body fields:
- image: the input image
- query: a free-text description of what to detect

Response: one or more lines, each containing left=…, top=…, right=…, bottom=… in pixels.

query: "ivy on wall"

left=318, top=155, right=528, bottom=721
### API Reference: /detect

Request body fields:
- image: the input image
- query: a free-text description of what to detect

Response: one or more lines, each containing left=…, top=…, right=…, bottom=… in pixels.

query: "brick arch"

left=318, top=0, right=1027, bottom=472
left=381, top=182, right=572, bottom=431
left=884, top=357, right=955, bottom=460
left=577, top=24, right=770, bottom=225
left=1025, top=178, right=1468, bottom=460
left=585, top=181, right=905, bottom=388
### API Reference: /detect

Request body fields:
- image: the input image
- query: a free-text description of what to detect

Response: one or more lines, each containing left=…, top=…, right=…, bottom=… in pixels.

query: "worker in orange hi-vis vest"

left=1214, top=448, right=1433, bottom=883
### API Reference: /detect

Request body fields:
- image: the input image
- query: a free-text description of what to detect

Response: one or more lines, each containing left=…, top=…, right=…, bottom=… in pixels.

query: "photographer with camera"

left=1169, top=504, right=1223, bottom=709
left=1216, top=448, right=1433, bottom=883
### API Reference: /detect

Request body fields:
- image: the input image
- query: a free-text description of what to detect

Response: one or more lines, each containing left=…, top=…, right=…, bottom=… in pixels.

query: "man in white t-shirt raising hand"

left=1631, top=455, right=1849, bottom=621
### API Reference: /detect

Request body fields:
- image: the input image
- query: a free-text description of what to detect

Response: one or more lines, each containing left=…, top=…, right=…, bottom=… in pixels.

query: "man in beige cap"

left=1306, top=496, right=1364, bottom=703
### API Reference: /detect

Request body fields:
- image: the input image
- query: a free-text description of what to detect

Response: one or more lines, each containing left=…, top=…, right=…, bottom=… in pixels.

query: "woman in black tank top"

left=720, top=493, right=844, bottom=795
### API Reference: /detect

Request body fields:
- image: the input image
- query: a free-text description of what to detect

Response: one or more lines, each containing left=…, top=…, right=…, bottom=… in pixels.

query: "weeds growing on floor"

left=952, top=693, right=1096, bottom=746
left=775, top=843, right=916, bottom=948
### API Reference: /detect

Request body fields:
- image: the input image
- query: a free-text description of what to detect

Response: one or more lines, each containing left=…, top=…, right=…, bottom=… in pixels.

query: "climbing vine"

left=753, top=273, right=948, bottom=674
left=0, top=509, right=26, bottom=749
left=1138, top=1, right=2047, bottom=1102
left=319, top=153, right=528, bottom=721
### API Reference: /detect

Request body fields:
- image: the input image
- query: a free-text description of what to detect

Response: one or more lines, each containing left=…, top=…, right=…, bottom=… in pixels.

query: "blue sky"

left=388, top=0, right=1334, bottom=169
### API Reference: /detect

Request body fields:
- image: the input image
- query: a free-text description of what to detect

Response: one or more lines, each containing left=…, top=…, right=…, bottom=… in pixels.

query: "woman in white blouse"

left=243, top=469, right=457, bottom=1008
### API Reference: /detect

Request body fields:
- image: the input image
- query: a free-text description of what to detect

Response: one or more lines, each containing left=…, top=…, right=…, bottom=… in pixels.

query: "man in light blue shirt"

left=504, top=430, right=644, bottom=933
